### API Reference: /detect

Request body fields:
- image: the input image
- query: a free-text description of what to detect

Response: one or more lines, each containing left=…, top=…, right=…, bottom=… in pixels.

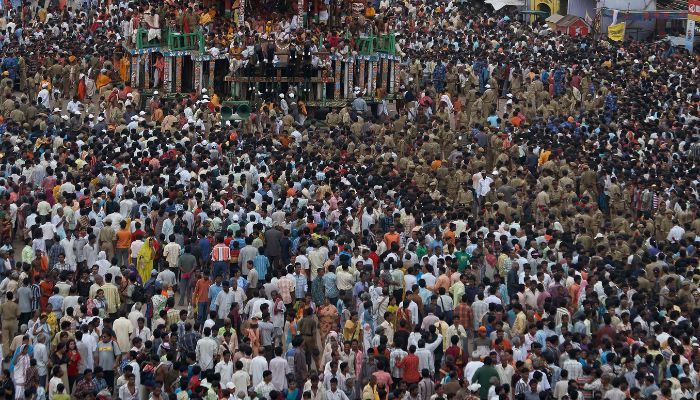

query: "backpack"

left=132, top=283, right=146, bottom=303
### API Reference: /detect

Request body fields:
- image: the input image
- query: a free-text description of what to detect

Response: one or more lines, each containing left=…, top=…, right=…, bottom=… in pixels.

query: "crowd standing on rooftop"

left=0, top=0, right=700, bottom=400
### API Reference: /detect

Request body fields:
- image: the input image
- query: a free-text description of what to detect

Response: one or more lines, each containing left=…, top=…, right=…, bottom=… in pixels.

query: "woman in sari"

left=95, top=69, right=112, bottom=91
left=317, top=297, right=339, bottom=343
left=11, top=344, right=31, bottom=399
left=137, top=237, right=156, bottom=283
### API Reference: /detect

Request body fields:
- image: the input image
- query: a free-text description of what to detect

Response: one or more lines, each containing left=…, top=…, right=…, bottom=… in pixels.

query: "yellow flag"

left=608, top=22, right=626, bottom=41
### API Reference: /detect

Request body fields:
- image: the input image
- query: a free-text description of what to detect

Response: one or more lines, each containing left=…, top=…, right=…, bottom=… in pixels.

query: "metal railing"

left=167, top=30, right=205, bottom=53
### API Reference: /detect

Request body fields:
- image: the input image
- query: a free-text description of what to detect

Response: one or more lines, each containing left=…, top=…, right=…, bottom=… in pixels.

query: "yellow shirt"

left=101, top=283, right=121, bottom=314
left=343, top=319, right=360, bottom=342
left=362, top=384, right=379, bottom=400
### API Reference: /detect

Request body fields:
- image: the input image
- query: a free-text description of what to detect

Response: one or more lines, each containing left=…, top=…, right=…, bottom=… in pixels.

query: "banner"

left=239, top=0, right=245, bottom=26
left=690, top=0, right=700, bottom=22
left=298, top=0, right=304, bottom=26
left=608, top=22, right=626, bottom=41
left=612, top=9, right=619, bottom=25
left=687, top=19, right=696, bottom=53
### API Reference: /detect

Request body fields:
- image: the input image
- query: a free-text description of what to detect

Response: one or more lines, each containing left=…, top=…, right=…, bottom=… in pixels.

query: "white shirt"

left=215, top=360, right=235, bottom=384
left=48, top=376, right=63, bottom=400
left=269, top=356, right=290, bottom=390
left=231, top=370, right=251, bottom=397
left=667, top=225, right=685, bottom=242
left=400, top=300, right=420, bottom=325
left=156, top=269, right=177, bottom=287
left=464, top=361, right=484, bottom=382
left=250, top=356, right=269, bottom=387
left=326, top=389, right=350, bottom=400
left=34, top=342, right=49, bottom=376
left=41, top=221, right=56, bottom=240
left=478, top=176, right=494, bottom=197
left=215, top=290, right=236, bottom=319
left=195, top=336, right=219, bottom=370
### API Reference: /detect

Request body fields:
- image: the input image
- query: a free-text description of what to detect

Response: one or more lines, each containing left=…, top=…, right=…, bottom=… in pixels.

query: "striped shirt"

left=253, top=255, right=271, bottom=280
left=515, top=378, right=529, bottom=397
left=212, top=244, right=231, bottom=262
left=293, top=274, right=307, bottom=299
left=277, top=277, right=295, bottom=304
left=471, top=300, right=489, bottom=331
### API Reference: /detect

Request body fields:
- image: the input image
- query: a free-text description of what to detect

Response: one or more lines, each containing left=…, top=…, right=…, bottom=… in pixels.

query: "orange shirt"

left=383, top=232, right=400, bottom=250
left=193, top=278, right=212, bottom=305
left=116, top=229, right=132, bottom=249
left=453, top=97, right=462, bottom=113
left=433, top=274, right=451, bottom=293
left=493, top=338, right=512, bottom=351
left=443, top=229, right=456, bottom=246
left=569, top=283, right=580, bottom=309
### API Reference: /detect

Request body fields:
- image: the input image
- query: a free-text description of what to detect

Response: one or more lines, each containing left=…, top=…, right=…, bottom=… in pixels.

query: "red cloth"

left=396, top=353, right=420, bottom=384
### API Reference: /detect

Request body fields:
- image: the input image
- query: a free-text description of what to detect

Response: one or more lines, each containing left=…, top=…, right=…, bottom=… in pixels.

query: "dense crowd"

left=0, top=0, right=699, bottom=400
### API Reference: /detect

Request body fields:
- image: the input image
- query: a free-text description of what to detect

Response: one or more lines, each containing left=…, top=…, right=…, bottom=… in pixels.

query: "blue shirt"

left=419, top=287, right=432, bottom=305
left=486, top=115, right=499, bottom=127
left=208, top=283, right=223, bottom=310
left=199, top=237, right=212, bottom=262
left=237, top=276, right=249, bottom=291
left=48, top=294, right=64, bottom=318
left=353, top=281, right=367, bottom=300
left=323, top=272, right=339, bottom=299
left=253, top=255, right=271, bottom=280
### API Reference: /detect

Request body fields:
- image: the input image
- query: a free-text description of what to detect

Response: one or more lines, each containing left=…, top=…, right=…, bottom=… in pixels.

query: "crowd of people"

left=0, top=0, right=700, bottom=400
